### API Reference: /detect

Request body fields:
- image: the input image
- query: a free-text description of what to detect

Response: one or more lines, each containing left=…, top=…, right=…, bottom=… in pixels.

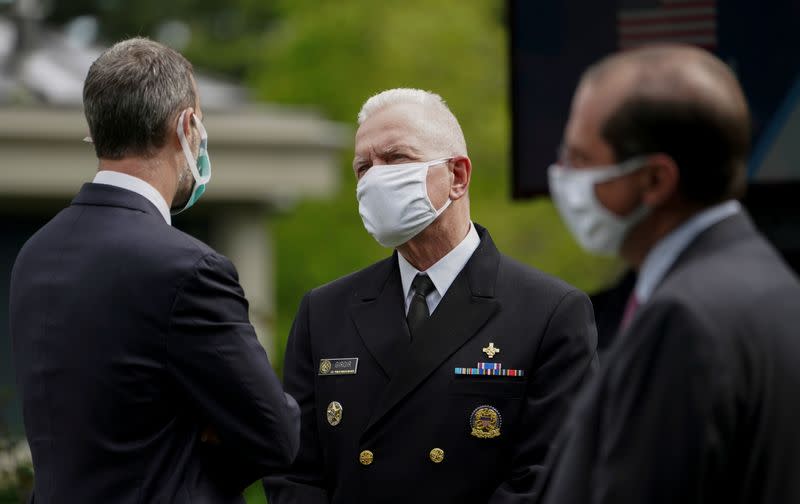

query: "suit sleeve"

left=590, top=300, right=720, bottom=504
left=489, top=289, right=599, bottom=504
left=166, top=253, right=300, bottom=490
left=263, top=293, right=330, bottom=504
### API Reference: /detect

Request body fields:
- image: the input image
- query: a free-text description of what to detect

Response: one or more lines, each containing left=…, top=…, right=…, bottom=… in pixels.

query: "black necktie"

left=407, top=273, right=436, bottom=340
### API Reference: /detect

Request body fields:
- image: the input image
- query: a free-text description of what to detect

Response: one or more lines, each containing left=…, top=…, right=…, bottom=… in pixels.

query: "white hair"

left=357, top=88, right=442, bottom=124
left=357, top=88, right=467, bottom=155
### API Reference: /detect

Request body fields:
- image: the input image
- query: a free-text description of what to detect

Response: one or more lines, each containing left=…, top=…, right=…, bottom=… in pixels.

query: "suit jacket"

left=264, top=225, right=598, bottom=503
left=10, top=183, right=300, bottom=504
left=539, top=211, right=800, bottom=504
left=589, top=269, right=636, bottom=353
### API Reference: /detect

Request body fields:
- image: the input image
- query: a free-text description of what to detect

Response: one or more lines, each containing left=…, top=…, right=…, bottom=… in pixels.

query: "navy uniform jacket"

left=264, top=225, right=598, bottom=503
left=10, top=183, right=300, bottom=504
left=539, top=212, right=800, bottom=504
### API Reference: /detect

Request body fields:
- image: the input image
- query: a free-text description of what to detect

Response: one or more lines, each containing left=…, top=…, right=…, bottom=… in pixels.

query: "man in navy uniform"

left=264, top=88, right=598, bottom=503
left=540, top=44, right=800, bottom=503
left=10, top=38, right=299, bottom=503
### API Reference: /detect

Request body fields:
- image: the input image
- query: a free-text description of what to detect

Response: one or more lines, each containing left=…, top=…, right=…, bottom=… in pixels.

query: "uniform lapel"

left=363, top=226, right=501, bottom=435
left=350, top=254, right=411, bottom=379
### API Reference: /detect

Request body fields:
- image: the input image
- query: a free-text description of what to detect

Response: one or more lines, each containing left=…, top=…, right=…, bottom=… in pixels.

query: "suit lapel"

left=663, top=211, right=755, bottom=281
left=363, top=225, right=501, bottom=435
left=350, top=254, right=411, bottom=379
left=621, top=211, right=756, bottom=337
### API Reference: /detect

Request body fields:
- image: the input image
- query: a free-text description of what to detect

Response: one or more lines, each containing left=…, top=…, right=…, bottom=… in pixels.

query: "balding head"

left=577, top=44, right=751, bottom=204
left=357, top=88, right=467, bottom=156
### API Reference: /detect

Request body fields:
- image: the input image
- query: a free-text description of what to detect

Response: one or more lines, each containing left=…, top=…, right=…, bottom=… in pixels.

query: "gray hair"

left=357, top=88, right=467, bottom=155
left=83, top=37, right=196, bottom=160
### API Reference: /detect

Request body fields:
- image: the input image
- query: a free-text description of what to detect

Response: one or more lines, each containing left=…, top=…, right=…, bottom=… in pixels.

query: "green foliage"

left=46, top=0, right=280, bottom=78
left=244, top=481, right=267, bottom=504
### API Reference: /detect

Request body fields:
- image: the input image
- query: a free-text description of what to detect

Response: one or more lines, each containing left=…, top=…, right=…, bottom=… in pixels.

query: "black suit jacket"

left=10, top=183, right=300, bottom=504
left=264, top=225, right=598, bottom=503
left=539, top=211, right=800, bottom=504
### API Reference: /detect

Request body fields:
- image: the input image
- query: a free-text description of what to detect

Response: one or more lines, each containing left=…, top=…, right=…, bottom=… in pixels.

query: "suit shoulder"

left=659, top=233, right=799, bottom=312
left=153, top=223, right=215, bottom=256
left=496, top=253, right=582, bottom=299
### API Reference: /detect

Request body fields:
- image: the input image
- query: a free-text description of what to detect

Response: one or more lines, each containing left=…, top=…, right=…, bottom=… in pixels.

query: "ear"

left=449, top=155, right=472, bottom=201
left=640, top=153, right=680, bottom=207
left=172, top=108, right=196, bottom=151
left=181, top=107, right=195, bottom=138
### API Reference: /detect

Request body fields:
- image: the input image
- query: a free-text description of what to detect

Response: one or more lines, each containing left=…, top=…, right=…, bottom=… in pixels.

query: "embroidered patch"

left=470, top=405, right=502, bottom=439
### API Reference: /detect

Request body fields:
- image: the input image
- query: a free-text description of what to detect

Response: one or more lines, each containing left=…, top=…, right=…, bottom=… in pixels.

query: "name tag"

left=319, top=358, right=359, bottom=376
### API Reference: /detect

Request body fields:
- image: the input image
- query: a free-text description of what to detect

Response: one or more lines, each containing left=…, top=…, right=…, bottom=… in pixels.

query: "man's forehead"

left=355, top=115, right=428, bottom=155
left=562, top=79, right=627, bottom=163
left=574, top=77, right=630, bottom=121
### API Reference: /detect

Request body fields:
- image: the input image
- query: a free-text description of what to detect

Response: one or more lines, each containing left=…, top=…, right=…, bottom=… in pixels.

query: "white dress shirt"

left=398, top=222, right=481, bottom=315
left=635, top=200, right=741, bottom=304
left=93, top=170, right=172, bottom=225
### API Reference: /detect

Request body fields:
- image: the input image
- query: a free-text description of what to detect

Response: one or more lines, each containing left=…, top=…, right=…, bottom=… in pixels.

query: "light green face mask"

left=172, top=110, right=211, bottom=215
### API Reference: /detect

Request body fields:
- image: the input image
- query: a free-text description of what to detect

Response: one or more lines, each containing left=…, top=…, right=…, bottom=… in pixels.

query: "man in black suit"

left=541, top=44, right=800, bottom=503
left=10, top=38, right=299, bottom=503
left=263, top=88, right=598, bottom=503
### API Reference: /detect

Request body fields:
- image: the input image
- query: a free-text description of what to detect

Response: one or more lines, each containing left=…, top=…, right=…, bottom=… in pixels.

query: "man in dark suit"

left=10, top=38, right=299, bottom=503
left=263, top=88, right=598, bottom=503
left=541, top=44, right=800, bottom=503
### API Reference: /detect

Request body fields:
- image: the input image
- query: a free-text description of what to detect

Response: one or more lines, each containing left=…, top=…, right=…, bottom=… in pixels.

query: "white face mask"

left=548, top=156, right=650, bottom=256
left=356, top=158, right=452, bottom=248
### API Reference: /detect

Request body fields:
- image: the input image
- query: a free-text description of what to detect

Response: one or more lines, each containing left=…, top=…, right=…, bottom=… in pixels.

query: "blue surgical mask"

left=172, top=110, right=211, bottom=215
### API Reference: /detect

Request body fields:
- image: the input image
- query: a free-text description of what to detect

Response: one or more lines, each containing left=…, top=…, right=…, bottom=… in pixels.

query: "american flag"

left=617, top=0, right=717, bottom=50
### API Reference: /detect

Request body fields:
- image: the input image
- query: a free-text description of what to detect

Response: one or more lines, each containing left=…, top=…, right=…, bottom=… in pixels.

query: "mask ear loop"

left=593, top=156, right=651, bottom=184
left=176, top=110, right=203, bottom=183
left=192, top=115, right=211, bottom=183
left=421, top=157, right=454, bottom=215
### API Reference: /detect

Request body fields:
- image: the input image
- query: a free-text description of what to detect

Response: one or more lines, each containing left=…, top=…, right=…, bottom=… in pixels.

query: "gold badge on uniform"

left=319, top=359, right=333, bottom=374
left=318, top=357, right=359, bottom=376
left=326, top=401, right=343, bottom=426
left=482, top=342, right=500, bottom=358
left=469, top=405, right=502, bottom=439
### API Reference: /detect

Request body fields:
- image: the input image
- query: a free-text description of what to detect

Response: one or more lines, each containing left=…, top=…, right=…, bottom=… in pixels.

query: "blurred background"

left=2, top=0, right=799, bottom=502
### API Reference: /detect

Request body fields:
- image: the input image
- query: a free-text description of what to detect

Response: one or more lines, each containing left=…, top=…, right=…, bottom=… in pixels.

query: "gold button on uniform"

left=429, top=448, right=445, bottom=463
left=359, top=450, right=374, bottom=466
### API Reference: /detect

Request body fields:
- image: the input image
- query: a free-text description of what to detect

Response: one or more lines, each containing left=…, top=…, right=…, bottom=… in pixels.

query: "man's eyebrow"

left=375, top=144, right=421, bottom=157
left=353, top=144, right=423, bottom=167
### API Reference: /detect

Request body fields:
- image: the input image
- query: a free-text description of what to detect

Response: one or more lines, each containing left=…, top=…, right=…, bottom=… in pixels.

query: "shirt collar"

left=93, top=170, right=172, bottom=225
left=398, top=222, right=481, bottom=299
left=635, top=200, right=741, bottom=303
